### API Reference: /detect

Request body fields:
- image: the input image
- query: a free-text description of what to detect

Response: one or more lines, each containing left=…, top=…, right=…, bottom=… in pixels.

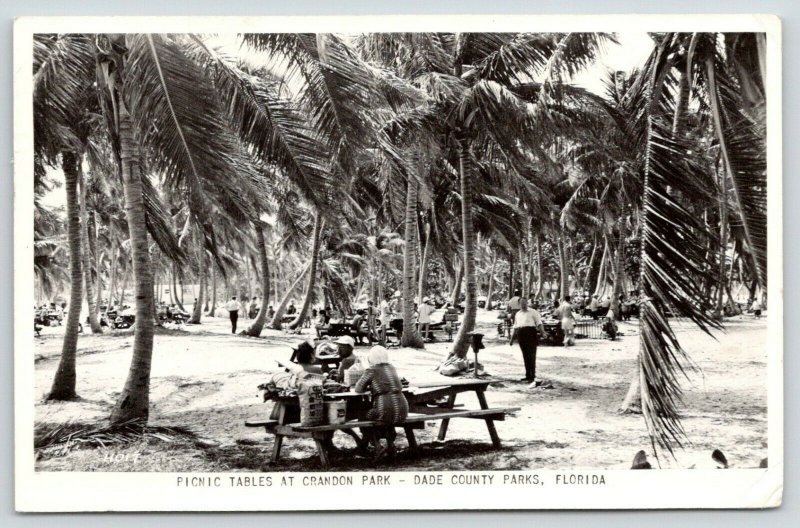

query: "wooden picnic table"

left=245, top=378, right=518, bottom=468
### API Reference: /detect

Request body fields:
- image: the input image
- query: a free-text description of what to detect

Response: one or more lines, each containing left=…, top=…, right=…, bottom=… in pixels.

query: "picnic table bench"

left=245, top=379, right=518, bottom=468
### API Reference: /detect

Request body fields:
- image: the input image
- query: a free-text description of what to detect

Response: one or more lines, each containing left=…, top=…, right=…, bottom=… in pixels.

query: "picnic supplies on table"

left=298, top=373, right=326, bottom=426
left=325, top=400, right=347, bottom=425
left=344, top=358, right=365, bottom=387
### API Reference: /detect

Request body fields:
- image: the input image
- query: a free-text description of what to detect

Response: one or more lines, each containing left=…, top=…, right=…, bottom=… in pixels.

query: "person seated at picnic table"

left=350, top=309, right=371, bottom=345
left=294, top=341, right=326, bottom=374
left=287, top=300, right=297, bottom=315
left=587, top=294, right=600, bottom=318
left=315, top=309, right=331, bottom=338
left=354, top=346, right=409, bottom=460
left=248, top=296, right=259, bottom=319
left=333, top=335, right=357, bottom=381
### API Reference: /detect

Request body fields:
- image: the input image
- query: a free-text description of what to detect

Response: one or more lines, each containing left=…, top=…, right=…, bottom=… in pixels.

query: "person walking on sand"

left=224, top=296, right=240, bottom=334
left=556, top=295, right=576, bottom=346
left=509, top=297, right=544, bottom=383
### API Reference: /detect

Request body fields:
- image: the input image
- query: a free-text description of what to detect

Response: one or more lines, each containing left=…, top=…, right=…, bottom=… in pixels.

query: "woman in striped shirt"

left=355, top=346, right=409, bottom=460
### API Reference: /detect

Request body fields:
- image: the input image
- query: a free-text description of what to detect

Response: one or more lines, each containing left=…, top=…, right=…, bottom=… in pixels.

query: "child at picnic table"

left=354, top=346, right=409, bottom=460
left=333, top=336, right=357, bottom=381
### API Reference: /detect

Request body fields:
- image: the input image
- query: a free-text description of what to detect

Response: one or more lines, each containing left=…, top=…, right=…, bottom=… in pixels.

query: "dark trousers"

left=516, top=326, right=539, bottom=380
left=229, top=310, right=239, bottom=334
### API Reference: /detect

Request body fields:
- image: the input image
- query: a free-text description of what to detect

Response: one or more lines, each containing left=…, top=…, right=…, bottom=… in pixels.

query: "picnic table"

left=245, top=378, right=518, bottom=468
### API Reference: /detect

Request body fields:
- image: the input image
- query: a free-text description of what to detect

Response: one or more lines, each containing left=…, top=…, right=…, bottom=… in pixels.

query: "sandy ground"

left=32, top=309, right=768, bottom=471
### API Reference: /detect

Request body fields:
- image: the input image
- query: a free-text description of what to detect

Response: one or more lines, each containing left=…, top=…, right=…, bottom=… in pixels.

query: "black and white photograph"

left=14, top=15, right=782, bottom=511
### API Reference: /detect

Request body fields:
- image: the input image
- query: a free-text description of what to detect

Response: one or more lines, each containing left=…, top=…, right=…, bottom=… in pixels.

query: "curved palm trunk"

left=557, top=235, right=568, bottom=299
left=207, top=264, right=217, bottom=315
left=106, top=229, right=118, bottom=314
left=519, top=243, right=529, bottom=298
left=451, top=143, right=477, bottom=359
left=288, top=214, right=323, bottom=330
left=485, top=252, right=497, bottom=310
left=594, top=239, right=609, bottom=296
left=417, top=221, right=431, bottom=302
left=47, top=152, right=83, bottom=401
left=582, top=236, right=599, bottom=294
left=269, top=262, right=310, bottom=329
left=534, top=235, right=544, bottom=300
left=171, top=264, right=185, bottom=311
left=402, top=182, right=424, bottom=348
left=449, top=263, right=463, bottom=305
left=79, top=173, right=102, bottom=333
left=245, top=222, right=271, bottom=336
left=110, top=109, right=155, bottom=425
left=188, top=247, right=205, bottom=324
left=610, top=225, right=627, bottom=320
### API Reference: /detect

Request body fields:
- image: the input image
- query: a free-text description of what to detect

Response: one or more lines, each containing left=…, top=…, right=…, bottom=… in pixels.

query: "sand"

left=31, top=309, right=769, bottom=471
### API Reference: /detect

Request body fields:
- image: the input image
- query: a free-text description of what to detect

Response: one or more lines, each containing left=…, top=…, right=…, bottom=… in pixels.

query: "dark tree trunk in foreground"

left=557, top=235, right=568, bottom=299
left=244, top=222, right=271, bottom=336
left=534, top=235, right=543, bottom=299
left=47, top=152, right=83, bottom=401
left=451, top=143, right=478, bottom=359
left=401, top=181, right=424, bottom=348
left=288, top=214, right=323, bottom=330
left=110, top=108, right=155, bottom=425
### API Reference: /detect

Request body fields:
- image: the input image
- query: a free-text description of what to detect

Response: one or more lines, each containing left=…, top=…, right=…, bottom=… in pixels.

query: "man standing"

left=366, top=300, right=377, bottom=343
left=508, top=289, right=522, bottom=318
left=509, top=297, right=544, bottom=383
left=224, top=295, right=240, bottom=334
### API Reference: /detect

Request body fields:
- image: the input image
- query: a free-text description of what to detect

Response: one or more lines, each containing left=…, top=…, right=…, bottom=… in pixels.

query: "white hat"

left=422, top=296, right=430, bottom=303
left=334, top=335, right=355, bottom=347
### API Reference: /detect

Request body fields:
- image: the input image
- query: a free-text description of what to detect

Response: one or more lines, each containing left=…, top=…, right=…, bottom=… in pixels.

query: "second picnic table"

left=245, top=378, right=518, bottom=468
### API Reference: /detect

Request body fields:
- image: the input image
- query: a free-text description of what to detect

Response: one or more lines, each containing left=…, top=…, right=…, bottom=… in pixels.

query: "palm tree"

left=625, top=33, right=766, bottom=455
left=243, top=220, right=271, bottom=336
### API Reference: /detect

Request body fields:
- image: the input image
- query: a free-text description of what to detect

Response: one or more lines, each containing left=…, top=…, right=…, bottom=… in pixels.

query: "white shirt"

left=508, top=296, right=521, bottom=310
left=379, top=300, right=391, bottom=322
left=514, top=308, right=542, bottom=329
left=224, top=300, right=239, bottom=311
left=418, top=303, right=432, bottom=324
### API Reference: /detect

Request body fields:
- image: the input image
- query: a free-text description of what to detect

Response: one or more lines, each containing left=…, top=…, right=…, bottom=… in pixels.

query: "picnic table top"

left=321, top=378, right=491, bottom=399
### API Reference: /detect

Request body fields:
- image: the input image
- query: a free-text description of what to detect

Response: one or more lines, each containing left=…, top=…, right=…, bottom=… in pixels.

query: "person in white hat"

left=334, top=335, right=357, bottom=381
left=418, top=297, right=433, bottom=341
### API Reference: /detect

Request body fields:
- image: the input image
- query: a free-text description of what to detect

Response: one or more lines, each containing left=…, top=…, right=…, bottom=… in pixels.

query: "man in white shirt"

left=509, top=297, right=545, bottom=382
left=224, top=296, right=240, bottom=334
left=418, top=297, right=433, bottom=341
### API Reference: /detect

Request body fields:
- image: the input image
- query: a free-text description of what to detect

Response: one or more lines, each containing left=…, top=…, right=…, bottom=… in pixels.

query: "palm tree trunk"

left=451, top=142, right=478, bottom=359
left=610, top=225, right=627, bottom=320
left=519, top=243, right=528, bottom=298
left=188, top=246, right=205, bottom=324
left=171, top=264, right=184, bottom=311
left=110, top=108, right=155, bottom=425
left=619, top=362, right=642, bottom=413
left=47, top=152, right=83, bottom=401
left=449, top=263, right=463, bottom=305
left=557, top=235, right=568, bottom=299
left=401, top=182, right=424, bottom=348
left=417, top=221, right=431, bottom=302
left=79, top=173, right=102, bottom=333
left=535, top=234, right=543, bottom=299
left=106, top=240, right=118, bottom=314
left=582, top=236, right=598, bottom=294
left=245, top=222, right=271, bottom=336
left=485, top=252, right=497, bottom=310
left=207, top=264, right=217, bottom=315
left=271, top=262, right=311, bottom=328
left=715, top=166, right=729, bottom=318
left=119, top=271, right=129, bottom=307
left=594, top=239, right=609, bottom=296
left=288, top=214, right=323, bottom=329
